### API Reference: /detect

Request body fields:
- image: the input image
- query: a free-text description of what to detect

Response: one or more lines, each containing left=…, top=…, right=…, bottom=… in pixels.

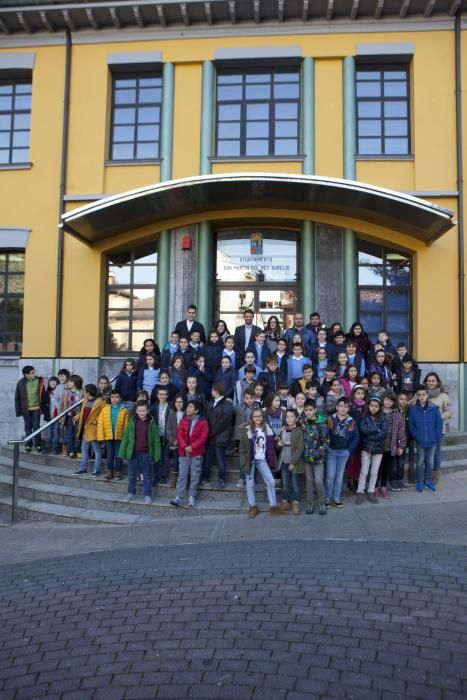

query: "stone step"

left=443, top=431, right=467, bottom=445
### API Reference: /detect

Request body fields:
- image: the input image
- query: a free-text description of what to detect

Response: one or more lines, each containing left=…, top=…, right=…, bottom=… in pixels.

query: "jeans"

left=176, top=456, right=202, bottom=500
left=416, top=445, right=436, bottom=484
left=128, top=452, right=152, bottom=497
left=358, top=451, right=383, bottom=494
left=66, top=416, right=81, bottom=453
left=281, top=462, right=300, bottom=502
left=325, top=449, right=349, bottom=502
left=105, top=439, right=122, bottom=474
left=246, top=459, right=277, bottom=507
left=23, top=410, right=41, bottom=447
left=304, top=462, right=324, bottom=503
left=202, top=443, right=227, bottom=482
left=390, top=450, right=406, bottom=482
left=433, top=435, right=444, bottom=473
left=153, top=436, right=170, bottom=483
left=80, top=438, right=102, bottom=474
left=47, top=420, right=60, bottom=452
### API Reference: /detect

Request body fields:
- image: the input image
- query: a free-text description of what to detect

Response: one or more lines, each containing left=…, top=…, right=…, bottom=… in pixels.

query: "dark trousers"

left=153, top=436, right=170, bottom=484
left=202, top=443, right=227, bottom=482
left=65, top=415, right=81, bottom=453
left=23, top=410, right=41, bottom=447
left=390, top=450, right=406, bottom=482
left=106, top=439, right=122, bottom=474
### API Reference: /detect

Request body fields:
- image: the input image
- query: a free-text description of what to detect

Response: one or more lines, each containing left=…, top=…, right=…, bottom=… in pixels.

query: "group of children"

left=14, top=310, right=451, bottom=512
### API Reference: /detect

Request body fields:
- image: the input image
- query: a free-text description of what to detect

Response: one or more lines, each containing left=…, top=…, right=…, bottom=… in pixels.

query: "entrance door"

left=216, top=286, right=297, bottom=333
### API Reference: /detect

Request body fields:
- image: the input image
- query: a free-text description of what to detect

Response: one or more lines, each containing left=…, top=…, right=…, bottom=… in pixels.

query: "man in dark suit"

left=174, top=304, right=206, bottom=344
left=233, top=309, right=261, bottom=354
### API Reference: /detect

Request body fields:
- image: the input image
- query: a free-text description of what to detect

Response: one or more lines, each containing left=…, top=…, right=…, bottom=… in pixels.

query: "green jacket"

left=277, top=426, right=305, bottom=474
left=118, top=416, right=161, bottom=462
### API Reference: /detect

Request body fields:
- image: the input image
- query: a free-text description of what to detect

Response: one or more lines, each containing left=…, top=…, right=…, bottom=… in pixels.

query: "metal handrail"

left=7, top=374, right=119, bottom=521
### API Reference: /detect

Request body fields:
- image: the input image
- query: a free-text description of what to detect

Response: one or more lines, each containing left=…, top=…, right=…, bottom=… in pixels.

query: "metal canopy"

left=61, top=173, right=456, bottom=245
left=0, top=0, right=463, bottom=35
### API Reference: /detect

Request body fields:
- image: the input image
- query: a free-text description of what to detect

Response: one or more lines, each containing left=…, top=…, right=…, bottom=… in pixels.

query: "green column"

left=343, top=55, right=357, bottom=330
left=156, top=62, right=175, bottom=343
left=197, top=60, right=215, bottom=331
left=300, top=57, right=316, bottom=319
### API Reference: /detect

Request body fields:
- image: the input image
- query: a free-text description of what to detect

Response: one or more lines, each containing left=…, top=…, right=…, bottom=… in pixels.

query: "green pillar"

left=343, top=55, right=357, bottom=330
left=300, top=57, right=316, bottom=319
left=200, top=60, right=214, bottom=176
left=156, top=62, right=175, bottom=343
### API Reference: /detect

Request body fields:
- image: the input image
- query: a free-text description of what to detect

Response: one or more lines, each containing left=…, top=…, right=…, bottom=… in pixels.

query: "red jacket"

left=177, top=415, right=209, bottom=457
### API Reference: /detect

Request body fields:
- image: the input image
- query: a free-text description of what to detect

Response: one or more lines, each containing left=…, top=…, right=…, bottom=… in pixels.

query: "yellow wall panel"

left=212, top=162, right=302, bottom=175
left=103, top=164, right=161, bottom=195
left=172, top=63, right=202, bottom=179
left=357, top=160, right=415, bottom=192
left=315, top=59, right=343, bottom=178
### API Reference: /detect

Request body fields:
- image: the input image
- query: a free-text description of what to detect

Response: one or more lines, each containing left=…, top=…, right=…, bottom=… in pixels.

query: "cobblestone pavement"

left=1, top=540, right=467, bottom=700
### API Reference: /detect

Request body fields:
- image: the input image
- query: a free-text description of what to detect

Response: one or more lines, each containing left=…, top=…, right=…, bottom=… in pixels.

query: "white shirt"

left=244, top=325, right=253, bottom=349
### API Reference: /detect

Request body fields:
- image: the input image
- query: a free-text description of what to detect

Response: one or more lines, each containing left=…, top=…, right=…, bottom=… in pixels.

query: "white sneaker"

left=236, top=478, right=244, bottom=488
left=144, top=496, right=152, bottom=505
left=125, top=494, right=135, bottom=502
left=188, top=496, right=195, bottom=507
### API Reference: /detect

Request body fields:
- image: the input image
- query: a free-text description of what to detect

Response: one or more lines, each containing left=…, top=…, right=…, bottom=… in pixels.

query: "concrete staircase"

left=0, top=432, right=466, bottom=523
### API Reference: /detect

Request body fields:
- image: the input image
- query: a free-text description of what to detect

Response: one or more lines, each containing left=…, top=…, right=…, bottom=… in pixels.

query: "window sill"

left=0, top=163, right=32, bottom=171
left=104, top=159, right=161, bottom=167
left=356, top=155, right=414, bottom=162
left=210, top=155, right=305, bottom=163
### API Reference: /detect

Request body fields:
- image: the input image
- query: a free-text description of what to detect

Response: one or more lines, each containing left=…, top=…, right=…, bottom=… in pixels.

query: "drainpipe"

left=301, top=57, right=316, bottom=321
left=55, top=27, right=72, bottom=363
left=342, top=56, right=358, bottom=332
left=455, top=11, right=465, bottom=429
left=155, top=62, right=175, bottom=343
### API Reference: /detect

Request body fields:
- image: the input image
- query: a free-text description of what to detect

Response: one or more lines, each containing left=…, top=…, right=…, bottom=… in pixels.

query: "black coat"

left=233, top=324, right=262, bottom=353
left=174, top=319, right=206, bottom=344
left=206, top=397, right=234, bottom=446
left=15, top=376, right=47, bottom=417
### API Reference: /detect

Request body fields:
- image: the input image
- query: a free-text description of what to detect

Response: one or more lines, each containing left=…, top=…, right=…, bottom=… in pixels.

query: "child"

left=319, top=364, right=338, bottom=398
left=325, top=397, right=359, bottom=508
left=55, top=368, right=70, bottom=454
left=340, top=365, right=360, bottom=399
left=14, top=365, right=47, bottom=452
left=115, top=358, right=138, bottom=411
left=233, top=366, right=256, bottom=406
left=150, top=370, right=177, bottom=405
left=214, top=356, right=237, bottom=400
left=336, top=351, right=349, bottom=377
left=379, top=391, right=407, bottom=496
left=183, top=375, right=207, bottom=412
left=356, top=397, right=388, bottom=504
left=278, top=409, right=304, bottom=515
left=302, top=399, right=329, bottom=515
left=408, top=384, right=443, bottom=493
left=290, top=364, right=314, bottom=397
left=60, top=374, right=84, bottom=459
left=161, top=331, right=180, bottom=370
left=391, top=391, right=409, bottom=489
left=238, top=350, right=261, bottom=381
left=166, top=394, right=185, bottom=486
left=263, top=392, right=286, bottom=440
left=286, top=342, right=308, bottom=386
left=293, top=391, right=307, bottom=427
left=221, top=335, right=240, bottom=372
left=202, top=383, right=234, bottom=489
left=278, top=381, right=293, bottom=410
left=97, top=389, right=129, bottom=480
left=253, top=382, right=265, bottom=408
left=169, top=355, right=187, bottom=393
left=170, top=399, right=209, bottom=508
left=314, top=347, right=329, bottom=379
left=376, top=329, right=396, bottom=357
left=73, top=384, right=107, bottom=476
left=250, top=330, right=269, bottom=370
left=305, top=381, right=325, bottom=415
left=325, top=377, right=345, bottom=416
left=202, top=331, right=223, bottom=375
left=137, top=337, right=161, bottom=369
left=239, top=408, right=284, bottom=517
left=119, top=400, right=161, bottom=504
left=44, top=376, right=60, bottom=454
left=97, top=375, right=112, bottom=403
left=394, top=356, right=417, bottom=399
left=273, top=337, right=289, bottom=375
left=424, top=372, right=451, bottom=484
left=233, top=387, right=256, bottom=485
left=347, top=385, right=367, bottom=490
left=189, top=353, right=213, bottom=400
left=174, top=336, right=195, bottom=370
left=367, top=371, right=386, bottom=400
left=258, top=355, right=286, bottom=396
left=137, top=352, right=160, bottom=393
left=369, top=350, right=393, bottom=389
left=150, top=386, right=171, bottom=484
left=345, top=341, right=366, bottom=378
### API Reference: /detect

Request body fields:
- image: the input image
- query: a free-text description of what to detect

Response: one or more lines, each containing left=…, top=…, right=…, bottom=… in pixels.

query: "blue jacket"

left=408, top=401, right=443, bottom=448
left=114, top=370, right=138, bottom=402
left=213, top=367, right=237, bottom=400
left=327, top=414, right=359, bottom=455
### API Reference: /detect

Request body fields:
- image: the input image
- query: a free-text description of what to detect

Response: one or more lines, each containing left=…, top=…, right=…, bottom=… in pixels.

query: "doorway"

left=216, top=286, right=297, bottom=333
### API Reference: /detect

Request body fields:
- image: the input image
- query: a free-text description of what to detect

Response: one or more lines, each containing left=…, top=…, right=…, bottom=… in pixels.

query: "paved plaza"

left=1, top=471, right=467, bottom=699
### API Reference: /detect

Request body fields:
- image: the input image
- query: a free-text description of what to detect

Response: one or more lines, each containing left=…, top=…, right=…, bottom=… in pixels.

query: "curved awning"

left=61, top=173, right=456, bottom=245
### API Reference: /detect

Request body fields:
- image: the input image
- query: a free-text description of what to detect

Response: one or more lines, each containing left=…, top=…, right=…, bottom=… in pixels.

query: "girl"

left=150, top=370, right=177, bottom=405
left=347, top=321, right=373, bottom=360
left=60, top=374, right=84, bottom=459
left=379, top=391, right=407, bottom=495
left=44, top=376, right=60, bottom=454
left=424, top=372, right=452, bottom=484
left=137, top=352, right=160, bottom=394
left=183, top=376, right=207, bottom=414
left=278, top=409, right=304, bottom=515
left=115, top=358, right=138, bottom=411
left=369, top=350, right=393, bottom=389
left=325, top=397, right=359, bottom=508
left=346, top=384, right=367, bottom=490
left=263, top=393, right=286, bottom=444
left=265, top=315, right=282, bottom=352
left=97, top=375, right=112, bottom=403
left=360, top=376, right=370, bottom=394
left=293, top=391, right=307, bottom=427
left=169, top=355, right=187, bottom=393
left=325, top=377, right=345, bottom=416
left=137, top=337, right=161, bottom=369
left=239, top=408, right=284, bottom=517
left=214, top=319, right=230, bottom=343
left=340, top=364, right=360, bottom=399
left=356, top=397, right=388, bottom=504
left=368, top=371, right=386, bottom=400
left=166, top=394, right=185, bottom=485
left=253, top=382, right=265, bottom=408
left=337, top=351, right=349, bottom=377
left=314, top=347, right=328, bottom=379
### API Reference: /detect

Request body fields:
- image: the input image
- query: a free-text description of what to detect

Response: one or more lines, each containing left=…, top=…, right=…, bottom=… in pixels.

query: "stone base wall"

left=314, top=224, right=343, bottom=325
left=418, top=363, right=460, bottom=431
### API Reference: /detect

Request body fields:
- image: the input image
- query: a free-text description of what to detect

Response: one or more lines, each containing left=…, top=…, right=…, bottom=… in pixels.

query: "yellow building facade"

left=0, top=0, right=466, bottom=438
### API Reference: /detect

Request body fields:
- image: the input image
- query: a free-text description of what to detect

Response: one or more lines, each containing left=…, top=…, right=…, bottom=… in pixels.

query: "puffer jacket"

left=118, top=416, right=161, bottom=461
left=408, top=401, right=442, bottom=448
left=359, top=413, right=388, bottom=454
left=76, top=397, right=107, bottom=441
left=327, top=414, right=359, bottom=454
left=97, top=404, right=129, bottom=441
left=177, top=415, right=209, bottom=458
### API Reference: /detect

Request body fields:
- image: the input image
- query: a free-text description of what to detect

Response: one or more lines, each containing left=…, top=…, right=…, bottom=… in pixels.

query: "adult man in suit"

left=175, top=304, right=206, bottom=344
left=233, top=309, right=261, bottom=354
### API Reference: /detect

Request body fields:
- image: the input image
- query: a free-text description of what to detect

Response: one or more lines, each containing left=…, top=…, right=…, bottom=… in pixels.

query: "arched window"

left=357, top=241, right=411, bottom=349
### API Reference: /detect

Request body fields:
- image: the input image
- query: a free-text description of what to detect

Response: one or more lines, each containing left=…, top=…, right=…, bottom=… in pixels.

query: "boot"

left=169, top=470, right=178, bottom=488
left=306, top=500, right=315, bottom=515
left=280, top=499, right=290, bottom=513
left=248, top=506, right=259, bottom=518
left=292, top=501, right=300, bottom=515
left=104, top=470, right=113, bottom=481
left=62, top=445, right=69, bottom=457
left=432, top=471, right=439, bottom=485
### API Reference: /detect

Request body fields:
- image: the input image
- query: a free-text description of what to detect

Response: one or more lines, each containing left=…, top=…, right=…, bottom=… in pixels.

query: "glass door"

left=216, top=286, right=297, bottom=334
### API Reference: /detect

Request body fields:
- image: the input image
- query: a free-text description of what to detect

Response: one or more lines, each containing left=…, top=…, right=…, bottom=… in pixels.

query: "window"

left=110, top=73, right=162, bottom=161
left=0, top=252, right=24, bottom=353
left=0, top=80, right=32, bottom=165
left=215, top=69, right=300, bottom=157
left=356, top=66, right=410, bottom=156
left=106, top=247, right=157, bottom=353
left=358, top=241, right=411, bottom=348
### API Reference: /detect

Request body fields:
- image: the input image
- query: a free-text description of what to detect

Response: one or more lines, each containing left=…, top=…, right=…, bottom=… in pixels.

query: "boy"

left=238, top=350, right=261, bottom=381
left=73, top=384, right=107, bottom=476
left=408, top=385, right=443, bottom=493
left=97, top=389, right=129, bottom=480
left=319, top=364, right=338, bottom=398
left=234, top=387, right=256, bottom=484
left=222, top=335, right=241, bottom=371
left=249, top=330, right=269, bottom=370
left=150, top=386, right=171, bottom=484
left=170, top=399, right=209, bottom=508
left=345, top=341, right=366, bottom=377
left=258, top=355, right=286, bottom=396
left=302, top=399, right=329, bottom=515
left=273, top=337, right=289, bottom=375
left=290, top=363, right=314, bottom=397
left=377, top=329, right=396, bottom=357
left=234, top=365, right=256, bottom=406
left=54, top=368, right=70, bottom=454
left=189, top=329, right=203, bottom=353
left=394, top=355, right=417, bottom=399
left=174, top=336, right=195, bottom=370
left=14, top=365, right=47, bottom=452
left=286, top=342, right=308, bottom=386
left=278, top=381, right=293, bottom=410
left=325, top=397, right=359, bottom=508
left=119, top=400, right=161, bottom=504
left=161, top=331, right=180, bottom=370
left=59, top=374, right=83, bottom=458
left=202, top=383, right=234, bottom=488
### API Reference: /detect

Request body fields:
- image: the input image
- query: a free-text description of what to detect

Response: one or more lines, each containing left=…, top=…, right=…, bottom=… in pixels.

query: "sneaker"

left=318, top=501, right=327, bottom=516
left=324, top=498, right=332, bottom=509
left=292, top=501, right=300, bottom=515
left=201, top=480, right=210, bottom=487
left=36, top=445, right=42, bottom=453
left=144, top=496, right=152, bottom=505
left=25, top=445, right=32, bottom=453
left=125, top=494, right=135, bottom=502
left=397, top=480, right=407, bottom=490
left=416, top=481, right=424, bottom=493
left=390, top=481, right=401, bottom=491
left=333, top=500, right=344, bottom=508
left=170, top=497, right=182, bottom=507
left=355, top=493, right=364, bottom=505
left=68, top=453, right=76, bottom=459
left=306, top=500, right=315, bottom=515
left=76, top=452, right=81, bottom=459
left=73, top=469, right=87, bottom=475
left=217, top=480, right=226, bottom=490
left=380, top=486, right=390, bottom=499
left=425, top=480, right=436, bottom=492
left=367, top=492, right=378, bottom=504
left=91, top=471, right=101, bottom=477
left=114, top=473, right=123, bottom=481
left=188, top=496, right=195, bottom=507
left=236, top=479, right=244, bottom=488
